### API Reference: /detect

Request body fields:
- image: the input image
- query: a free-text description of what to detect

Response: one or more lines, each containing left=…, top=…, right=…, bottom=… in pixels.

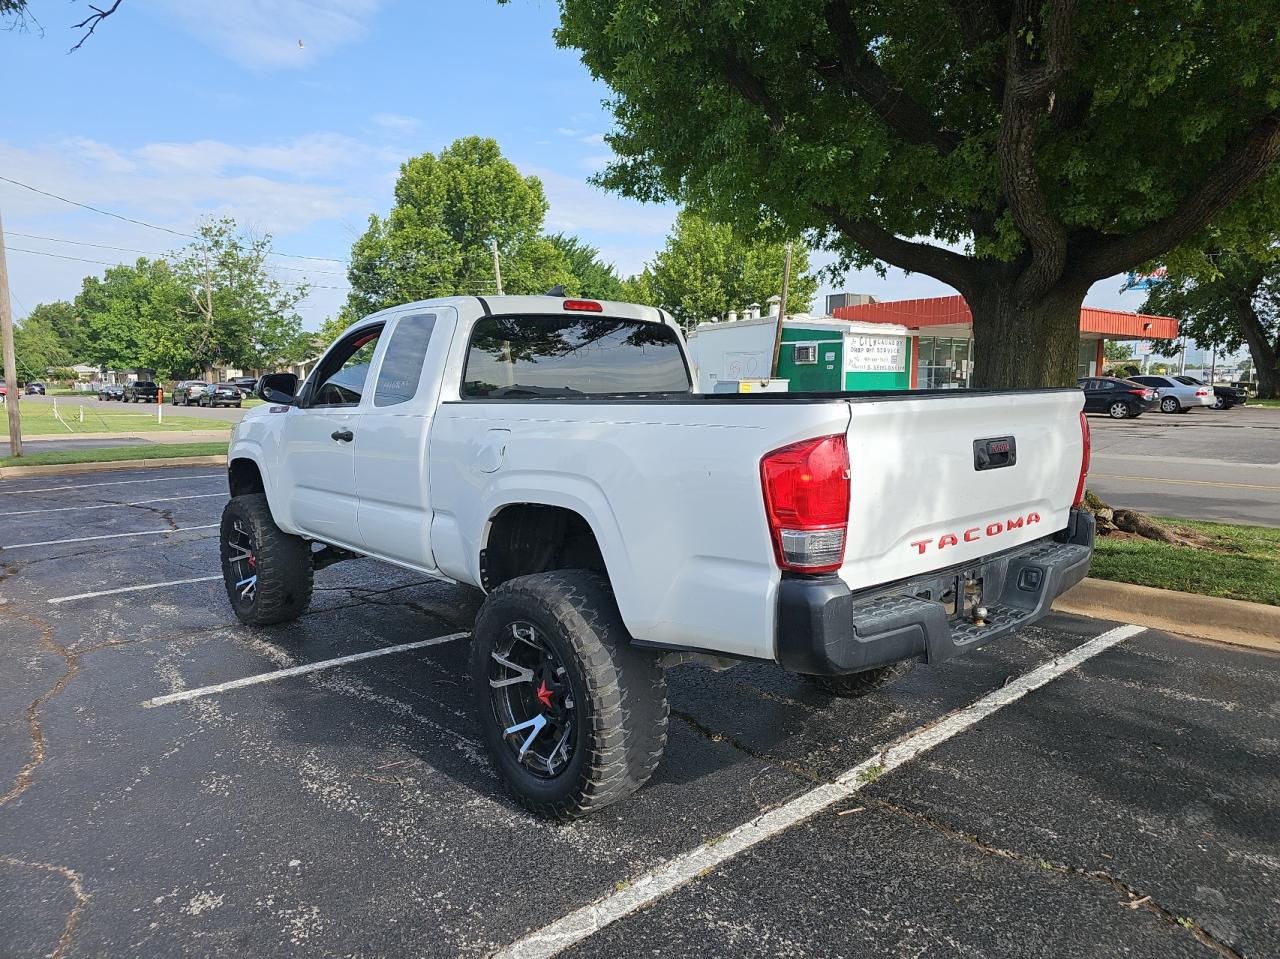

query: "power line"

left=0, top=174, right=349, bottom=265
left=8, top=232, right=350, bottom=277
left=0, top=174, right=195, bottom=239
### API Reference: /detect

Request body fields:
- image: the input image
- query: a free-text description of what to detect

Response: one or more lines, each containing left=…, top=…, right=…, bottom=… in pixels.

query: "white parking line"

left=2, top=524, right=219, bottom=550
left=0, top=474, right=223, bottom=496
left=493, top=623, right=1147, bottom=959
left=142, top=632, right=470, bottom=707
left=48, top=575, right=224, bottom=605
left=0, top=492, right=226, bottom=517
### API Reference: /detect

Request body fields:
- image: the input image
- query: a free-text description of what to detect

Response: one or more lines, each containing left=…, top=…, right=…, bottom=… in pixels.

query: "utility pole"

left=491, top=238, right=504, bottom=295
left=769, top=242, right=793, bottom=380
left=1178, top=336, right=1187, bottom=374
left=0, top=210, right=22, bottom=458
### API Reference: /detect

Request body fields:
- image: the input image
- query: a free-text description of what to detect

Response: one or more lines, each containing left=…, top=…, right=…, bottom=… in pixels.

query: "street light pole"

left=0, top=210, right=22, bottom=458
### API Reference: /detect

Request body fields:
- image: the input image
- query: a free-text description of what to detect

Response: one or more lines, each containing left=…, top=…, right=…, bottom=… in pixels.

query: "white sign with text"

left=844, top=335, right=906, bottom=373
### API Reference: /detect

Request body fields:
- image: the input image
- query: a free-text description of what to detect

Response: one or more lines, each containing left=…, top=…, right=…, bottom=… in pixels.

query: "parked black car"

left=24, top=382, right=46, bottom=395
left=1078, top=376, right=1159, bottom=419
left=228, top=376, right=259, bottom=396
left=200, top=382, right=243, bottom=408
left=98, top=384, right=124, bottom=401
left=123, top=380, right=160, bottom=403
left=171, top=380, right=210, bottom=406
left=1175, top=375, right=1247, bottom=409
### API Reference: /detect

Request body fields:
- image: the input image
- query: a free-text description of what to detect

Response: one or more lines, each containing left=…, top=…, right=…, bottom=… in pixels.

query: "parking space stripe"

left=0, top=492, right=226, bottom=517
left=2, top=524, right=219, bottom=550
left=1090, top=472, right=1280, bottom=492
left=493, top=623, right=1147, bottom=959
left=0, top=474, right=223, bottom=496
left=142, top=632, right=470, bottom=707
left=48, top=576, right=224, bottom=604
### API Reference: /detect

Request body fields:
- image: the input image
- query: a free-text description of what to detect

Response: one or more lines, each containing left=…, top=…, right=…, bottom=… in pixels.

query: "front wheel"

left=805, top=659, right=917, bottom=697
left=471, top=570, right=668, bottom=820
left=1212, top=396, right=1226, bottom=410
left=220, top=493, right=314, bottom=625
left=1160, top=397, right=1180, bottom=413
left=1108, top=401, right=1131, bottom=419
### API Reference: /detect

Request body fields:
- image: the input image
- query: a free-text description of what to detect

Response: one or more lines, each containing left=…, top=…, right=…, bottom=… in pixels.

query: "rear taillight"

left=760, top=434, right=850, bottom=574
left=563, top=299, right=603, bottom=312
left=1195, top=388, right=1210, bottom=396
left=1127, top=389, right=1147, bottom=397
left=1072, top=411, right=1091, bottom=508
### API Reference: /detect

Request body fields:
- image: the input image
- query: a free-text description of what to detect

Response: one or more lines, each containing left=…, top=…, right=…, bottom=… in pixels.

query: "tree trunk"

left=967, top=282, right=1088, bottom=388
left=1236, top=296, right=1279, bottom=399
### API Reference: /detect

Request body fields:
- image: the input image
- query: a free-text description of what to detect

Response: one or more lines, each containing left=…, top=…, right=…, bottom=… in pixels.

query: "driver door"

left=278, top=324, right=383, bottom=550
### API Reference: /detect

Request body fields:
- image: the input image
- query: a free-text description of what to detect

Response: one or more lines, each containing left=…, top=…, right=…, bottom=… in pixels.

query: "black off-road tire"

left=220, top=493, right=313, bottom=626
left=805, top=659, right=917, bottom=697
left=471, top=570, right=668, bottom=820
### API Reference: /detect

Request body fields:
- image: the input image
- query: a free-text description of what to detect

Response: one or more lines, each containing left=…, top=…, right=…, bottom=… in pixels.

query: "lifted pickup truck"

left=222, top=295, right=1093, bottom=819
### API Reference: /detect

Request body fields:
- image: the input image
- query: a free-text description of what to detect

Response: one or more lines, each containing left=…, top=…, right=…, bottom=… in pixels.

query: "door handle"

left=331, top=429, right=354, bottom=443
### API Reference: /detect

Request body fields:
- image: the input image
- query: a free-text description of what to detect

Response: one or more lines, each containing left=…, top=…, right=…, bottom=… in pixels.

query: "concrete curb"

left=1054, top=577, right=1280, bottom=653
left=0, top=454, right=227, bottom=480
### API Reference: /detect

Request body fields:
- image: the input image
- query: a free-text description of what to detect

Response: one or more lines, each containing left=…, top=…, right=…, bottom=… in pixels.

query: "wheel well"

left=481, top=504, right=608, bottom=590
left=228, top=458, right=266, bottom=497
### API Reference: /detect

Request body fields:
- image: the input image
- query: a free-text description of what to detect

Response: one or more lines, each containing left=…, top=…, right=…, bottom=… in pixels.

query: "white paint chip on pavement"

left=143, top=632, right=470, bottom=707
left=492, top=623, right=1148, bottom=959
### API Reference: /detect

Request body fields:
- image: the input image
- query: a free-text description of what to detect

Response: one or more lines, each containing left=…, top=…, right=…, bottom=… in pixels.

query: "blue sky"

left=3, top=0, right=1145, bottom=330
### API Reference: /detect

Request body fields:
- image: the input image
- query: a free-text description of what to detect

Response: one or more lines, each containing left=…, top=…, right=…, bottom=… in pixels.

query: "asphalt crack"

left=0, top=856, right=90, bottom=959
left=0, top=608, right=77, bottom=809
left=863, top=797, right=1246, bottom=959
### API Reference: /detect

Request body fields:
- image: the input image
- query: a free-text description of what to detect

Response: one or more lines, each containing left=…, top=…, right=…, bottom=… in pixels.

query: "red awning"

left=833, top=294, right=1178, bottom=340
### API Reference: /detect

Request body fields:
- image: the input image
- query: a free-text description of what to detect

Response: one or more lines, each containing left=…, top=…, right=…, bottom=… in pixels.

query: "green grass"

left=0, top=441, right=228, bottom=469
left=1091, top=517, right=1280, bottom=606
left=15, top=402, right=232, bottom=437
left=1250, top=398, right=1280, bottom=408
left=242, top=397, right=266, bottom=408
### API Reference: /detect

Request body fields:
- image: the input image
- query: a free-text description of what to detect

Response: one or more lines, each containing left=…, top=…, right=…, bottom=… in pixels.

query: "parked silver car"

left=1129, top=374, right=1215, bottom=413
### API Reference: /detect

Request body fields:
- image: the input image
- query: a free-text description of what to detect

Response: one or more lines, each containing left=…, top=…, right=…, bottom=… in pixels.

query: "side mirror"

left=257, top=372, right=299, bottom=405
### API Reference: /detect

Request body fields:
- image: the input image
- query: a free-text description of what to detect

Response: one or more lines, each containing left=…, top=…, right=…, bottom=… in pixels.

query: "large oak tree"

left=551, top=0, right=1280, bottom=386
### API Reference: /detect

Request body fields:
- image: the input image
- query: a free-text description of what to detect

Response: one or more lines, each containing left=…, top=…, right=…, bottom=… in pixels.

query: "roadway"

left=1088, top=405, right=1280, bottom=528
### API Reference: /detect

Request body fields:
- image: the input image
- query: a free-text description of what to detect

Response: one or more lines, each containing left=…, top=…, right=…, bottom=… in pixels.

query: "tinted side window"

left=309, top=326, right=383, bottom=408
left=463, top=315, right=691, bottom=398
left=374, top=313, right=437, bottom=407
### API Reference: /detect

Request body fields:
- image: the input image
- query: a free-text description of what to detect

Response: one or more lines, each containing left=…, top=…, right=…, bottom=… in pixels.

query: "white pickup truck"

left=222, top=295, right=1093, bottom=819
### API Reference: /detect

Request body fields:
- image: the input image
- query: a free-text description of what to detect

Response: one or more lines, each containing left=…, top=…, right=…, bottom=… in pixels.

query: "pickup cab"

left=223, top=295, right=1094, bottom=819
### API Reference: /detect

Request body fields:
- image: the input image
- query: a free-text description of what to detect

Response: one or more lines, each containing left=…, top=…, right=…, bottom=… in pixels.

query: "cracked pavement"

left=0, top=465, right=1277, bottom=958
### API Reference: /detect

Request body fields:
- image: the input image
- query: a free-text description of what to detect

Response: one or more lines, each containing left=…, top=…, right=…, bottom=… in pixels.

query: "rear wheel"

left=471, top=570, right=668, bottom=820
left=220, top=493, right=313, bottom=625
left=805, top=660, right=916, bottom=697
left=1160, top=396, right=1181, bottom=413
left=1108, top=401, right=1131, bottom=419
left=1212, top=395, right=1227, bottom=410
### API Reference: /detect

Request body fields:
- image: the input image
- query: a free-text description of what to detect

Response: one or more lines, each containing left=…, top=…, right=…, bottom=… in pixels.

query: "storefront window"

left=1077, top=341, right=1096, bottom=379
left=917, top=336, right=972, bottom=388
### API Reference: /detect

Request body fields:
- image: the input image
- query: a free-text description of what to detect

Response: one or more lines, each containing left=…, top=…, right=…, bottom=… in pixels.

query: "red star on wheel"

left=535, top=680, right=554, bottom=710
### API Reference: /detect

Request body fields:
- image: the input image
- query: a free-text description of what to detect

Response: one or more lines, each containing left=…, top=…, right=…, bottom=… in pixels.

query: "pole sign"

left=844, top=334, right=907, bottom=373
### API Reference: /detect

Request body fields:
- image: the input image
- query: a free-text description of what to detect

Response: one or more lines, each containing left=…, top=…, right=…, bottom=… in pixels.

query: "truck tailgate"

left=839, top=390, right=1085, bottom=592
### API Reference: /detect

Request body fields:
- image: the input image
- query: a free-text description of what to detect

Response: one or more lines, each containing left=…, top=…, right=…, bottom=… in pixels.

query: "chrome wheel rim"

left=1109, top=402, right=1128, bottom=418
left=225, top=519, right=258, bottom=606
left=488, top=621, right=577, bottom=779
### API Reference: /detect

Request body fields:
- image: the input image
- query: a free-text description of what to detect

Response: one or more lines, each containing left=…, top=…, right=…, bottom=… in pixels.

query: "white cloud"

left=526, top=165, right=675, bottom=240
left=371, top=112, right=421, bottom=134
left=139, top=0, right=384, bottom=69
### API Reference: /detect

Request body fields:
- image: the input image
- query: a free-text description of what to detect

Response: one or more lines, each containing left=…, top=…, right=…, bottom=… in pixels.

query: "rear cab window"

left=374, top=313, right=437, bottom=407
left=462, top=314, right=691, bottom=398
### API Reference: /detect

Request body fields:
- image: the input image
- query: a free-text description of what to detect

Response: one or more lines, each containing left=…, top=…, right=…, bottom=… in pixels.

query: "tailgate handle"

left=973, top=436, right=1016, bottom=471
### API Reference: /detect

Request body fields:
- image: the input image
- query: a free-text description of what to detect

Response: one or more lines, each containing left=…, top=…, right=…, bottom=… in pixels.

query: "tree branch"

left=718, top=50, right=786, bottom=133
left=69, top=0, right=123, bottom=53
left=998, top=0, right=1076, bottom=301
left=818, top=204, right=976, bottom=295
left=819, top=2, right=960, bottom=153
left=1077, top=106, right=1280, bottom=281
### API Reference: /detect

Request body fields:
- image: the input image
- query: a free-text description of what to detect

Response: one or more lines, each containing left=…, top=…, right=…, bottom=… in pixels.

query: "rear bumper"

left=775, top=510, right=1095, bottom=676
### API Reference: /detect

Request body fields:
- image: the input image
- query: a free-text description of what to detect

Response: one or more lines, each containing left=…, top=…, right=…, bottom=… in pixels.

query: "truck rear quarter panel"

left=428, top=400, right=852, bottom=661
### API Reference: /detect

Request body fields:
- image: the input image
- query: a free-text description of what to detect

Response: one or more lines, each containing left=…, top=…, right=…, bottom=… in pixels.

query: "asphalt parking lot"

left=1087, top=405, right=1280, bottom=527
left=1, top=465, right=1277, bottom=959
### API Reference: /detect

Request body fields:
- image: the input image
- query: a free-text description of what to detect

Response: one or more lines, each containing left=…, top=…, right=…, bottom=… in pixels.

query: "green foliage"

left=13, top=302, right=75, bottom=378
left=67, top=219, right=310, bottom=378
left=344, top=137, right=576, bottom=316
left=546, top=233, right=626, bottom=300
left=552, top=1, right=1280, bottom=386
left=644, top=210, right=816, bottom=326
left=1103, top=341, right=1133, bottom=362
